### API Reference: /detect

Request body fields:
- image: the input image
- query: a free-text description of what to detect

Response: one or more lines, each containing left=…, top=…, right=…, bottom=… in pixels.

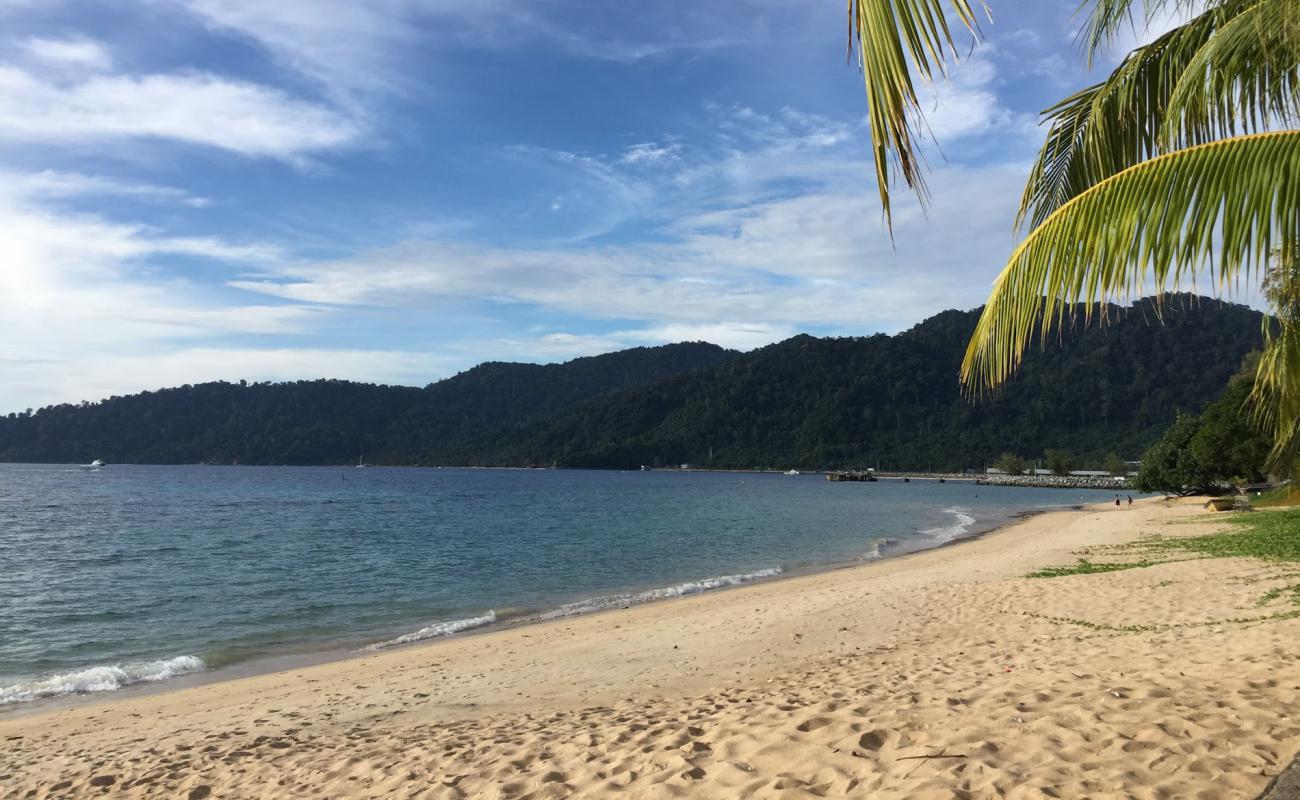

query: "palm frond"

left=849, top=0, right=984, bottom=232
left=1165, top=0, right=1300, bottom=147
left=1248, top=245, right=1300, bottom=476
left=1018, top=0, right=1259, bottom=231
left=1248, top=325, right=1300, bottom=475
left=962, top=130, right=1300, bottom=392
left=1077, top=0, right=1211, bottom=64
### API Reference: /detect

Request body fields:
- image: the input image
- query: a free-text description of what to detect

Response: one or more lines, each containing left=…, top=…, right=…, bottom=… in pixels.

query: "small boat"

left=355, top=455, right=367, bottom=469
left=640, top=465, right=651, bottom=471
left=784, top=469, right=800, bottom=476
left=80, top=459, right=106, bottom=471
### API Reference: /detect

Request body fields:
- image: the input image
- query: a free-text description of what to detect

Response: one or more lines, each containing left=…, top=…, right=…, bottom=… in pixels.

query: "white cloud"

left=22, top=37, right=112, bottom=70
left=620, top=142, right=682, bottom=166
left=12, top=170, right=211, bottom=207
left=0, top=174, right=326, bottom=411
left=0, top=66, right=362, bottom=160
left=228, top=158, right=1030, bottom=337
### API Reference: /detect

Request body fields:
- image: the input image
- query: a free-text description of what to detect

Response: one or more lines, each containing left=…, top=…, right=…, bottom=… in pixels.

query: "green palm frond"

left=1018, top=0, right=1259, bottom=231
left=1249, top=324, right=1300, bottom=475
left=1165, top=0, right=1300, bottom=147
left=962, top=130, right=1300, bottom=392
left=1078, top=0, right=1210, bottom=64
left=848, top=0, right=984, bottom=232
left=1248, top=247, right=1300, bottom=476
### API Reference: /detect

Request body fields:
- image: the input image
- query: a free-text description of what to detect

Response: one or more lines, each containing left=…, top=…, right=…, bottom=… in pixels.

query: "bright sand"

left=3, top=498, right=1299, bottom=799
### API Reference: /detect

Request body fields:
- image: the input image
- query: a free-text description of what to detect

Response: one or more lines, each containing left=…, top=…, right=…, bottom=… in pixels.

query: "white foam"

left=537, top=568, right=783, bottom=620
left=920, top=506, right=977, bottom=543
left=863, top=537, right=895, bottom=561
left=366, top=611, right=498, bottom=650
left=0, top=655, right=205, bottom=705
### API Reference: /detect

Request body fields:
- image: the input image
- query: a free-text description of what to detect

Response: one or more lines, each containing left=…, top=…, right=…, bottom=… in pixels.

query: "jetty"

left=826, top=470, right=877, bottom=482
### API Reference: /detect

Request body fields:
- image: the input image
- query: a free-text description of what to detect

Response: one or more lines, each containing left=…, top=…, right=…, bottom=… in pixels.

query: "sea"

left=0, top=463, right=1117, bottom=708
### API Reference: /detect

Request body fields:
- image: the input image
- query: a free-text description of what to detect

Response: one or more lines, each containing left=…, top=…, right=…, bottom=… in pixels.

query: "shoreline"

left=5, top=497, right=1299, bottom=797
left=1, top=499, right=1091, bottom=723
left=0, top=498, right=1066, bottom=719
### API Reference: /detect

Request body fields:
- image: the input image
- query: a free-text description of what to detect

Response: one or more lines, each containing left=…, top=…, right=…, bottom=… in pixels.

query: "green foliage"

left=0, top=297, right=1265, bottom=468
left=1135, top=375, right=1272, bottom=493
left=1146, top=508, right=1300, bottom=561
left=1044, top=448, right=1074, bottom=476
left=1027, top=558, right=1156, bottom=578
left=0, top=343, right=737, bottom=466
left=1104, top=452, right=1129, bottom=476
left=994, top=452, right=1026, bottom=475
left=1253, top=485, right=1300, bottom=507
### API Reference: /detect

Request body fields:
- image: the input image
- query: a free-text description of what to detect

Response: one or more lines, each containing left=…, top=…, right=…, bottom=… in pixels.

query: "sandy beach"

left=3, top=497, right=1298, bottom=799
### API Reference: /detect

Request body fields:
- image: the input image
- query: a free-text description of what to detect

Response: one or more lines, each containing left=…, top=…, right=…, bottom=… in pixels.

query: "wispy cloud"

left=12, top=170, right=211, bottom=207
left=0, top=66, right=362, bottom=161
left=21, top=36, right=112, bottom=70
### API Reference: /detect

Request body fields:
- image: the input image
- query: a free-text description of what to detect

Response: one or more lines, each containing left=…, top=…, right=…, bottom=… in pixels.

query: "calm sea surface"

left=0, top=464, right=1112, bottom=705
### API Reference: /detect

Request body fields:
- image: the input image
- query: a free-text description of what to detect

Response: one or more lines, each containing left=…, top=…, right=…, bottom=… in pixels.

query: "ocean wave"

left=863, top=537, right=895, bottom=561
left=365, top=611, right=498, bottom=650
left=920, top=506, right=977, bottom=543
left=537, top=568, right=783, bottom=620
left=0, top=655, right=205, bottom=705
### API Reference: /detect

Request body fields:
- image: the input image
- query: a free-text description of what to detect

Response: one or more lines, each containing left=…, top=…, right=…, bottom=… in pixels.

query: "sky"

left=0, top=0, right=1190, bottom=412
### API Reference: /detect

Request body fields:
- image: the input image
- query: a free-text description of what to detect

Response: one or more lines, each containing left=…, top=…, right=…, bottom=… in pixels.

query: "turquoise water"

left=0, top=464, right=1108, bottom=705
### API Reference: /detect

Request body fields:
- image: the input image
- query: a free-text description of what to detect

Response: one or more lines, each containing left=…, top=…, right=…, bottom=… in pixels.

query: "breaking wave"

left=920, top=506, right=977, bottom=543
left=537, top=568, right=783, bottom=620
left=0, top=655, right=205, bottom=705
left=366, top=611, right=498, bottom=650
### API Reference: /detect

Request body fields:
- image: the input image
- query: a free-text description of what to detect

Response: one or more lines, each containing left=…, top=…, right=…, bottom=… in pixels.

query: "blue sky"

left=0, top=0, right=1186, bottom=411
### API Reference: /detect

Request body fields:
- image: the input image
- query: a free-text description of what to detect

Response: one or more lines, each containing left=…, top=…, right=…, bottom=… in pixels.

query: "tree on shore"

left=994, top=452, right=1026, bottom=475
left=1045, top=449, right=1074, bottom=476
left=1104, top=452, right=1129, bottom=477
left=1135, top=373, right=1272, bottom=494
left=848, top=0, right=1300, bottom=458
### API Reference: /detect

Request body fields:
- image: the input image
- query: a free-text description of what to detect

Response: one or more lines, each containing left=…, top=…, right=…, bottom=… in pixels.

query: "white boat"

left=784, top=469, right=800, bottom=476
left=355, top=455, right=367, bottom=469
left=80, top=459, right=106, bottom=471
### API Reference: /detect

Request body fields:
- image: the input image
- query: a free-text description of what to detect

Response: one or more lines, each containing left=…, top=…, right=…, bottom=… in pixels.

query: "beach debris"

left=896, top=751, right=967, bottom=760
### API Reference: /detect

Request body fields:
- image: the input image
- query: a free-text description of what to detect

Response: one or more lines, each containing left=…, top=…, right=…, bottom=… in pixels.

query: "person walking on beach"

left=1115, top=495, right=1121, bottom=509
left=1127, top=495, right=1133, bottom=508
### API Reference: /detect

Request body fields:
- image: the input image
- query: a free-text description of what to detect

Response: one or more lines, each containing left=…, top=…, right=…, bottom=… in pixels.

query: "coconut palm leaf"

left=1249, top=324, right=1300, bottom=475
left=1165, top=0, right=1300, bottom=147
left=1017, top=0, right=1262, bottom=231
left=1078, top=0, right=1209, bottom=63
left=1249, top=247, right=1300, bottom=475
left=848, top=0, right=984, bottom=231
left=961, top=130, right=1300, bottom=393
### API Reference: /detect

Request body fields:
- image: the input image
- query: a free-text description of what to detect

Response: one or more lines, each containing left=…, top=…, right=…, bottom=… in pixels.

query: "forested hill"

left=427, top=295, right=1265, bottom=471
left=0, top=296, right=1265, bottom=468
left=0, top=342, right=737, bottom=465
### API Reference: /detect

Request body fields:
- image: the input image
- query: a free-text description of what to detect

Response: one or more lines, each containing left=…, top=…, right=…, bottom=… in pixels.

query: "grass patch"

left=1257, top=583, right=1300, bottom=608
left=1027, top=558, right=1157, bottom=578
left=1252, top=486, right=1300, bottom=509
left=1144, top=508, right=1300, bottom=561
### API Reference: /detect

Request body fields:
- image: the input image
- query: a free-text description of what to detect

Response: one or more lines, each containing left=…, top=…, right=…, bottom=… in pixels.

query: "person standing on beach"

left=1115, top=495, right=1121, bottom=509
left=1127, top=495, right=1133, bottom=508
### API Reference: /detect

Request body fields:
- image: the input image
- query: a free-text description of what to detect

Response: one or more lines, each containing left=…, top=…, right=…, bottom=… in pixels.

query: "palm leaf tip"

left=963, top=130, right=1300, bottom=394
left=849, top=0, right=984, bottom=231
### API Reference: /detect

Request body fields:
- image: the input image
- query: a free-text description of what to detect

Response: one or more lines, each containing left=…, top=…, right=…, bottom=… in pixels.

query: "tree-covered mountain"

left=0, top=342, right=737, bottom=465
left=0, top=295, right=1266, bottom=469
left=428, top=295, right=1266, bottom=471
